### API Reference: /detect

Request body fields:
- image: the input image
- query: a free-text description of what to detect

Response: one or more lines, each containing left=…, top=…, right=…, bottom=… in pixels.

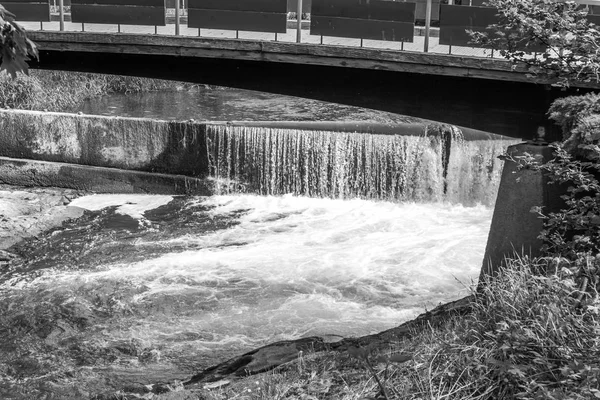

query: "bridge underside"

left=32, top=48, right=586, bottom=140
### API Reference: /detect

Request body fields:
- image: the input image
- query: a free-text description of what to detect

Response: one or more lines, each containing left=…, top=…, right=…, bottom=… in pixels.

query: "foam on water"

left=70, top=194, right=174, bottom=219
left=4, top=195, right=491, bottom=361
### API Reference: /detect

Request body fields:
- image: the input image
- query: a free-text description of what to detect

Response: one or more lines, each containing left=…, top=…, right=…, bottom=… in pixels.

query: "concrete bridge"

left=12, top=0, right=600, bottom=138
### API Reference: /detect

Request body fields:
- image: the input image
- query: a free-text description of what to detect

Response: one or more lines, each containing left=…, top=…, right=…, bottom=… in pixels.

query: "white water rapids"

left=2, top=194, right=491, bottom=366
left=0, top=130, right=514, bottom=395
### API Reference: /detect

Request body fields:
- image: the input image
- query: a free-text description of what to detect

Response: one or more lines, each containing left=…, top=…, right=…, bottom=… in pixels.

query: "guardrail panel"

left=439, top=4, right=496, bottom=47
left=440, top=4, right=545, bottom=51
left=188, top=0, right=287, bottom=33
left=188, top=0, right=286, bottom=13
left=311, top=16, right=414, bottom=41
left=287, top=0, right=311, bottom=13
left=71, top=0, right=166, bottom=26
left=2, top=0, right=50, bottom=22
left=312, top=0, right=414, bottom=21
left=165, top=0, right=184, bottom=8
left=310, top=0, right=415, bottom=41
left=72, top=0, right=164, bottom=5
left=188, top=10, right=287, bottom=32
left=414, top=0, right=440, bottom=21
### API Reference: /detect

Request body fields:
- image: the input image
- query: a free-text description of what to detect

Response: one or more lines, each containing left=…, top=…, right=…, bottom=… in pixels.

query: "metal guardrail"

left=11, top=0, right=600, bottom=56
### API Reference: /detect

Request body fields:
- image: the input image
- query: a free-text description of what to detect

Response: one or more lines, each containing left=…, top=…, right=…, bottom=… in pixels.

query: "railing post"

left=175, top=0, right=181, bottom=35
left=296, top=0, right=303, bottom=43
left=424, top=0, right=432, bottom=52
left=59, top=0, right=64, bottom=31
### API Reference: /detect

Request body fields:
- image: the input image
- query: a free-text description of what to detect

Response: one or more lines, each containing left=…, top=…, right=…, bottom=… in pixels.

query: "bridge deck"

left=24, top=21, right=543, bottom=88
left=24, top=21, right=489, bottom=58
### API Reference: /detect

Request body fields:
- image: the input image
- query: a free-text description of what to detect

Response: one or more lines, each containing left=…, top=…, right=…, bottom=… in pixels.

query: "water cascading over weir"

left=206, top=124, right=514, bottom=206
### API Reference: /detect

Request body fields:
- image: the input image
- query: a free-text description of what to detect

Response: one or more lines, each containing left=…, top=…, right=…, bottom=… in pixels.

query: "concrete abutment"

left=480, top=143, right=566, bottom=280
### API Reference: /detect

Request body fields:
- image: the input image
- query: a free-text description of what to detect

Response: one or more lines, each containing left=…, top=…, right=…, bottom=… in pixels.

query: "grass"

left=154, top=255, right=600, bottom=400
left=0, top=70, right=194, bottom=112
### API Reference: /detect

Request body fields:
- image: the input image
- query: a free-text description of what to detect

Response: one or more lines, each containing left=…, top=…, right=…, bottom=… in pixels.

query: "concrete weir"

left=0, top=109, right=511, bottom=195
left=0, top=109, right=211, bottom=177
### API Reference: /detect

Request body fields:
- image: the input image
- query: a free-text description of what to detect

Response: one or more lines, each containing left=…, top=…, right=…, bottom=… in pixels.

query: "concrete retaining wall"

left=480, top=143, right=567, bottom=279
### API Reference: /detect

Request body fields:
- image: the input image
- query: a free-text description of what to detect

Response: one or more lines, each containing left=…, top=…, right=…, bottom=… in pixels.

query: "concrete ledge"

left=0, top=156, right=214, bottom=195
left=211, top=120, right=513, bottom=141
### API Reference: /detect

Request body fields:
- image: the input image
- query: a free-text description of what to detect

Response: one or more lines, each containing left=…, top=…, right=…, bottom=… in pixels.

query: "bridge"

left=8, top=0, right=600, bottom=138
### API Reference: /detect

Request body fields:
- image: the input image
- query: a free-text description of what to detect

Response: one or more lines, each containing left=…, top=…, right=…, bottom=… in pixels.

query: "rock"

left=185, top=337, right=329, bottom=386
left=139, top=349, right=161, bottom=364
left=122, top=383, right=153, bottom=395
left=203, top=380, right=230, bottom=390
left=152, top=380, right=184, bottom=394
left=183, top=296, right=473, bottom=387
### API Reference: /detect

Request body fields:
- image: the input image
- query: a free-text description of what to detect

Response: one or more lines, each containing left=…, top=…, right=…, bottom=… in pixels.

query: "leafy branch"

left=0, top=3, right=38, bottom=78
left=469, top=0, right=600, bottom=87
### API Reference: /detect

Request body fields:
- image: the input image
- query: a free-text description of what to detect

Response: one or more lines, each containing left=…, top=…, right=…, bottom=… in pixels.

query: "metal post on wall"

left=58, top=0, right=64, bottom=31
left=175, top=0, right=181, bottom=35
left=424, top=0, right=432, bottom=52
left=296, top=0, right=303, bottom=43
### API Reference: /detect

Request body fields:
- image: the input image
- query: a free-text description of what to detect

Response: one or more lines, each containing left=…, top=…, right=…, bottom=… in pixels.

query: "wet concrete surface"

left=0, top=184, right=85, bottom=251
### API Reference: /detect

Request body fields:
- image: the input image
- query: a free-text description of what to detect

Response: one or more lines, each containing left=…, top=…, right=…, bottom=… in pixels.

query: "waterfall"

left=206, top=124, right=518, bottom=206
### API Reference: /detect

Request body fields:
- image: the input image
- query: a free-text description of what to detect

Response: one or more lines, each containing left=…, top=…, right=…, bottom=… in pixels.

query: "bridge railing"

left=7, top=0, right=600, bottom=57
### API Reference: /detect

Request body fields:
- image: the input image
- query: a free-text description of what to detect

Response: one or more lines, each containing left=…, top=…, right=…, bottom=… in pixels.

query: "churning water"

left=0, top=122, right=518, bottom=396
left=1, top=194, right=492, bottom=390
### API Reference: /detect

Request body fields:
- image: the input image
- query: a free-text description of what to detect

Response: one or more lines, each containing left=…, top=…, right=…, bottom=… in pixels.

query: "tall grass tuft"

left=384, top=256, right=600, bottom=400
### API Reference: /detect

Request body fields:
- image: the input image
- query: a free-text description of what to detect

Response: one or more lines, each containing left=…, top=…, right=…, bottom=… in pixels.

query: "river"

left=0, top=87, right=513, bottom=398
